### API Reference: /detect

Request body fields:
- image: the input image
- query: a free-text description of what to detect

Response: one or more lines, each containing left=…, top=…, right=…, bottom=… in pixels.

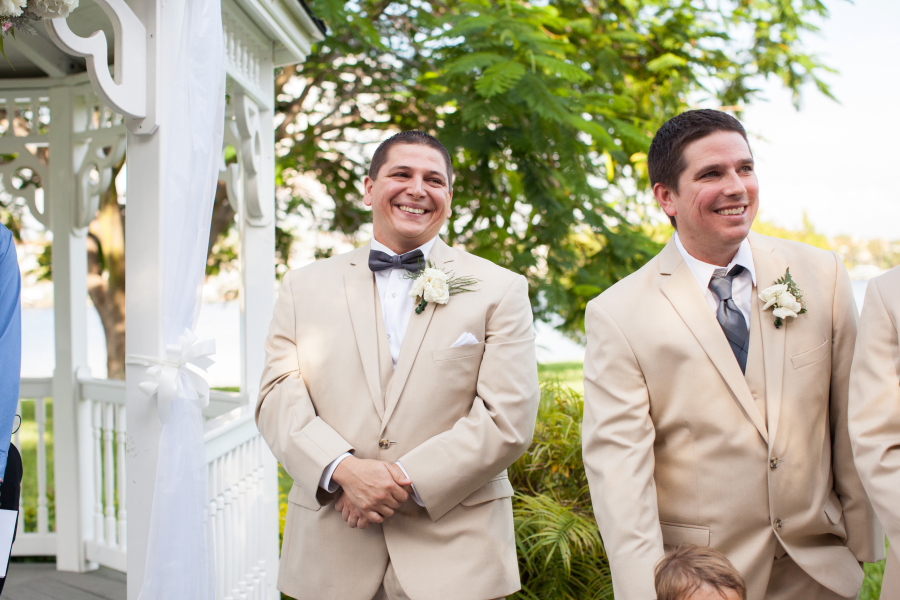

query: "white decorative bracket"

left=45, top=0, right=157, bottom=135
left=74, top=134, right=127, bottom=233
left=233, top=92, right=270, bottom=226
left=0, top=151, right=50, bottom=229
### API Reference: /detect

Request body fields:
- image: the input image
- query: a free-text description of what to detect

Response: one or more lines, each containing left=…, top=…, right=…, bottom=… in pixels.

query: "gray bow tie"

left=368, top=249, right=425, bottom=273
left=709, top=265, right=750, bottom=373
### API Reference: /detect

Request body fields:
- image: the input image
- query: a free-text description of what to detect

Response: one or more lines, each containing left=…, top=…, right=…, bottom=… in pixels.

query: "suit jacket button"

left=770, top=458, right=779, bottom=469
left=774, top=519, right=784, bottom=530
left=379, top=439, right=391, bottom=450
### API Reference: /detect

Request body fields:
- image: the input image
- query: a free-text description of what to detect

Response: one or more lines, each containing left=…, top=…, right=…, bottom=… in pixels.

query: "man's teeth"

left=399, top=206, right=426, bottom=215
left=716, top=207, right=745, bottom=216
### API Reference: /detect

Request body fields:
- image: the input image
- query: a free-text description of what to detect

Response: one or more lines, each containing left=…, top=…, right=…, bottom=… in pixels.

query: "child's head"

left=655, top=544, right=746, bottom=600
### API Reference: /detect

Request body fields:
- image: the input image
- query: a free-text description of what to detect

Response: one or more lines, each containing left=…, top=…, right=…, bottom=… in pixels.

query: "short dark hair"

left=369, top=130, right=454, bottom=187
left=655, top=545, right=746, bottom=600
left=649, top=109, right=749, bottom=227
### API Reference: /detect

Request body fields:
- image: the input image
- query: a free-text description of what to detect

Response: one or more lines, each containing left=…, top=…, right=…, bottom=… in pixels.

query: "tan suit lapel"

left=380, top=239, right=453, bottom=431
left=344, top=244, right=385, bottom=420
left=658, top=241, right=769, bottom=444
left=748, top=232, right=787, bottom=446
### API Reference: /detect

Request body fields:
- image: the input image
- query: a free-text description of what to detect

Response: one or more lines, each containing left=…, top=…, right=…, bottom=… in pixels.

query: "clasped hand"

left=332, top=456, right=413, bottom=529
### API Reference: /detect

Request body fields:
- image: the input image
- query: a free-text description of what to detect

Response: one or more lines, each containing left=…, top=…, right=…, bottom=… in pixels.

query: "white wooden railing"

left=15, top=378, right=55, bottom=556
left=206, top=411, right=269, bottom=599
left=14, top=374, right=268, bottom=591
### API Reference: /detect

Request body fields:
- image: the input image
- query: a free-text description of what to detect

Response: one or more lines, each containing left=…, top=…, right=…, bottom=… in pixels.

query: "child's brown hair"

left=655, top=544, right=747, bottom=600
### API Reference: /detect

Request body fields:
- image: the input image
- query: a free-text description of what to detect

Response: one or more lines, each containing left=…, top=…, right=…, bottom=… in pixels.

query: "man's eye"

left=741, top=165, right=754, bottom=173
left=702, top=171, right=719, bottom=178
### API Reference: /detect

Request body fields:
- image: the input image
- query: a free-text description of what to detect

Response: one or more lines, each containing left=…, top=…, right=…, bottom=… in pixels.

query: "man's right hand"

left=332, top=456, right=411, bottom=523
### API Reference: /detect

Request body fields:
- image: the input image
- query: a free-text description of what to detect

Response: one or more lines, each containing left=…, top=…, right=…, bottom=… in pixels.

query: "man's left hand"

left=335, top=493, right=373, bottom=529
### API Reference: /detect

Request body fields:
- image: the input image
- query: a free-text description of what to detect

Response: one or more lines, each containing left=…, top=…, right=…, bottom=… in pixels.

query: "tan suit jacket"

left=256, top=238, right=540, bottom=600
left=582, top=232, right=883, bottom=600
left=849, top=266, right=900, bottom=600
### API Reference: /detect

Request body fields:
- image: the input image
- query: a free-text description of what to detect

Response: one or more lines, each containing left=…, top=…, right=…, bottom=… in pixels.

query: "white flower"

left=778, top=291, right=803, bottom=314
left=0, top=0, right=26, bottom=18
left=758, top=284, right=788, bottom=310
left=423, top=276, right=449, bottom=304
left=27, top=0, right=78, bottom=19
left=409, top=267, right=450, bottom=305
left=772, top=305, right=798, bottom=320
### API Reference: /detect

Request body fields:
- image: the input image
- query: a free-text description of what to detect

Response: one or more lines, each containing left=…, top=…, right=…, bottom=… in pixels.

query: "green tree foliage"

left=278, top=0, right=837, bottom=335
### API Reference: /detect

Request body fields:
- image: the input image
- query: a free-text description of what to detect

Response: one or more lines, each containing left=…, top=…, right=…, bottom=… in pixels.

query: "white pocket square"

left=451, top=332, right=480, bottom=347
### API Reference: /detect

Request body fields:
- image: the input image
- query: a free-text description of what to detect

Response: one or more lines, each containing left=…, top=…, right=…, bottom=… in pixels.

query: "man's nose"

left=407, top=175, right=426, bottom=198
left=723, top=170, right=747, bottom=196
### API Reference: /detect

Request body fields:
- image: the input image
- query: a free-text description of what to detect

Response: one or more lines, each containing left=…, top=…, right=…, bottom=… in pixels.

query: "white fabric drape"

left=136, top=0, right=226, bottom=596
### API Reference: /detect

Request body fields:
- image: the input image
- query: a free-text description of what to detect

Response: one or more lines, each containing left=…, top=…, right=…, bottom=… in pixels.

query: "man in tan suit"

left=582, top=109, right=883, bottom=600
left=256, top=130, right=540, bottom=600
left=850, top=266, right=900, bottom=599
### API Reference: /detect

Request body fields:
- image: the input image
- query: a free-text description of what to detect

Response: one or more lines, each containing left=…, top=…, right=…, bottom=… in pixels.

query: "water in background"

left=20, top=280, right=874, bottom=387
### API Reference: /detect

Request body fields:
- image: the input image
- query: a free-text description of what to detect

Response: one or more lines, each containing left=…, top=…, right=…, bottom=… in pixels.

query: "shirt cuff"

left=319, top=452, right=353, bottom=493
left=396, top=462, right=424, bottom=507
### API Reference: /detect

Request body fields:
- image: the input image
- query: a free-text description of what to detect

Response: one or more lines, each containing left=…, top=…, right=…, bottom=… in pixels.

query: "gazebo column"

left=234, top=85, right=280, bottom=597
left=121, top=2, right=167, bottom=596
left=49, top=83, right=96, bottom=572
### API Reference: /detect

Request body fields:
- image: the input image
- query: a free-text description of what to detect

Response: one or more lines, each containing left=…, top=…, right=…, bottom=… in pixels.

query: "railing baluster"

left=216, top=457, right=226, bottom=600
left=92, top=400, right=104, bottom=544
left=223, top=450, right=235, bottom=600
left=237, top=442, right=248, bottom=600
left=36, top=397, right=48, bottom=535
left=116, top=404, right=127, bottom=548
left=103, top=402, right=116, bottom=547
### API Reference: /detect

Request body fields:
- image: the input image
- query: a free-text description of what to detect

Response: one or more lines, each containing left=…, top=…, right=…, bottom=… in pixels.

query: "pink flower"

left=2, top=22, right=12, bottom=32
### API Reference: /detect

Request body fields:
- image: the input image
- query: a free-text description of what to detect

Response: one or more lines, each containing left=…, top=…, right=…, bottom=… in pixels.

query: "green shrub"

left=509, top=379, right=613, bottom=599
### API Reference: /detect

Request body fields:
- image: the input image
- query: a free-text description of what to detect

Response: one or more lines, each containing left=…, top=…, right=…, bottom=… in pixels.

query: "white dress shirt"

left=318, top=237, right=436, bottom=506
left=674, top=232, right=756, bottom=326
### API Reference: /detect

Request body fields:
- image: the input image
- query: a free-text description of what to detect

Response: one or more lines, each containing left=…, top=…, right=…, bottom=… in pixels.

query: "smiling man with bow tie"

left=256, top=130, right=540, bottom=600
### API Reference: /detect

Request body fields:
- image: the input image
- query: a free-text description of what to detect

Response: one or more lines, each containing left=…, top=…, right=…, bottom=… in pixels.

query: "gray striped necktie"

left=708, top=265, right=750, bottom=373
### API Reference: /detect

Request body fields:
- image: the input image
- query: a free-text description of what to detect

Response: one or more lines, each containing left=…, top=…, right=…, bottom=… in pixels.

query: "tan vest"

left=374, top=285, right=395, bottom=403
left=744, top=293, right=767, bottom=426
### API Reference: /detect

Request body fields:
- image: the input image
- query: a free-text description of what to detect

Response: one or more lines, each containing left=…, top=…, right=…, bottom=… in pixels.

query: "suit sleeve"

left=849, top=275, right=899, bottom=550
left=582, top=300, right=662, bottom=600
left=829, top=252, right=884, bottom=562
left=256, top=273, right=354, bottom=505
left=397, top=274, right=540, bottom=521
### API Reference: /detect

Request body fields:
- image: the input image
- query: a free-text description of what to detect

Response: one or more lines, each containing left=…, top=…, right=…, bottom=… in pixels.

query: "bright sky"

left=739, top=0, right=900, bottom=240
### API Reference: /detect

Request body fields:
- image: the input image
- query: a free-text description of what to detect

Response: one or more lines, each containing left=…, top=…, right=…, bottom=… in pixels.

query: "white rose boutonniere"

left=759, top=268, right=807, bottom=328
left=406, top=262, right=479, bottom=314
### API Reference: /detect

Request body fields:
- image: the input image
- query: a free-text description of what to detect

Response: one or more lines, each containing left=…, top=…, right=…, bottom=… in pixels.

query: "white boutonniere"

left=759, top=268, right=807, bottom=329
left=406, top=262, right=479, bottom=314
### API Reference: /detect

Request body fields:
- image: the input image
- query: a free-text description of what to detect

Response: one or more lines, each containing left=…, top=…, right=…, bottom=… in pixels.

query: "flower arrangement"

left=759, top=268, right=807, bottom=328
left=0, top=0, right=78, bottom=48
left=406, top=263, right=479, bottom=314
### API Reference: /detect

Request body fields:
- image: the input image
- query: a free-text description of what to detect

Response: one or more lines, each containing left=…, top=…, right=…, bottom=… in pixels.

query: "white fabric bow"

left=126, top=329, right=216, bottom=424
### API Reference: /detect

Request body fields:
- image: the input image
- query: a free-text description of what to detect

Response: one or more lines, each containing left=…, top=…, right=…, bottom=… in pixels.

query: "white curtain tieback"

left=126, top=329, right=216, bottom=424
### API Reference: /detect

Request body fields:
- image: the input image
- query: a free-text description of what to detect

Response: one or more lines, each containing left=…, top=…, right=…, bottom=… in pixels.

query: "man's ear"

left=363, top=176, right=374, bottom=207
left=653, top=182, right=677, bottom=219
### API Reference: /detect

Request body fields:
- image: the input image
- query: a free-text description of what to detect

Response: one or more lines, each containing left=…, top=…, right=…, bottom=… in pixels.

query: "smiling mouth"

left=716, top=206, right=746, bottom=216
left=398, top=205, right=428, bottom=215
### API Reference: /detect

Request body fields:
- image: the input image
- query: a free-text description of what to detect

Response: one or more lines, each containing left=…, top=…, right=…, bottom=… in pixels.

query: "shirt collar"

left=371, top=236, right=437, bottom=263
left=673, top=231, right=757, bottom=289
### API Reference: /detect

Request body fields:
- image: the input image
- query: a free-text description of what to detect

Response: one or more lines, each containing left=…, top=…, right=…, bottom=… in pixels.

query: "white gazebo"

left=6, top=0, right=323, bottom=597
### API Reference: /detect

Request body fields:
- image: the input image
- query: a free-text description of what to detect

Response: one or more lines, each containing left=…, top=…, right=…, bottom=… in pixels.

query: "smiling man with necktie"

left=256, top=130, right=540, bottom=600
left=581, top=110, right=884, bottom=600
